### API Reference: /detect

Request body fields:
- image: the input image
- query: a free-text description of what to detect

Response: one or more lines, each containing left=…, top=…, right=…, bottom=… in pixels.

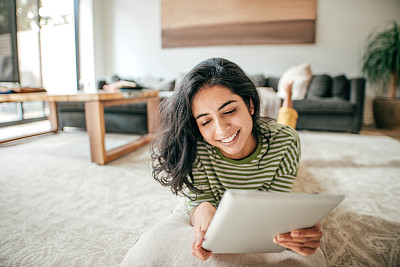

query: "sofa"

left=57, top=74, right=365, bottom=134
left=256, top=74, right=366, bottom=134
left=57, top=101, right=148, bottom=134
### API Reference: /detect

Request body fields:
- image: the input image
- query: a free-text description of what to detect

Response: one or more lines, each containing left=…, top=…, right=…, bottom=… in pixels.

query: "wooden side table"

left=0, top=90, right=160, bottom=164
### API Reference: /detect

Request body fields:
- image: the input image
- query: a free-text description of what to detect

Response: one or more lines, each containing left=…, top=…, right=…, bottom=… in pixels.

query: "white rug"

left=0, top=130, right=399, bottom=266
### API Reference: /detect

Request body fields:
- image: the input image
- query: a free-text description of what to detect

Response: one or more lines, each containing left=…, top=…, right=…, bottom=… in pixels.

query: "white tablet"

left=202, top=190, right=344, bottom=254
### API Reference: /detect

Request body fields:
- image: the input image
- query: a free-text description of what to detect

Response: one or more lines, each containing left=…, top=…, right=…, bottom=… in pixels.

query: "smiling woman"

left=191, top=85, right=256, bottom=160
left=121, top=58, right=325, bottom=266
left=152, top=58, right=261, bottom=197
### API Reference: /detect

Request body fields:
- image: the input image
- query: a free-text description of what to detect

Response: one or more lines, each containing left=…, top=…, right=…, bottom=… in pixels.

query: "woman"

left=121, top=58, right=324, bottom=266
left=154, top=57, right=321, bottom=259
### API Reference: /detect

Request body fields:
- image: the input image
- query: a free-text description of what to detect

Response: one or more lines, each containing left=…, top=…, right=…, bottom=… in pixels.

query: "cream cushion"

left=120, top=209, right=327, bottom=267
left=276, top=62, right=312, bottom=100
left=257, top=87, right=281, bottom=119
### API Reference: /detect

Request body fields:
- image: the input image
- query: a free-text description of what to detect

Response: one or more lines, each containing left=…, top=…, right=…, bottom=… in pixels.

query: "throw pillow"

left=332, top=75, right=350, bottom=99
left=136, top=75, right=175, bottom=91
left=277, top=62, right=312, bottom=100
left=307, top=75, right=332, bottom=98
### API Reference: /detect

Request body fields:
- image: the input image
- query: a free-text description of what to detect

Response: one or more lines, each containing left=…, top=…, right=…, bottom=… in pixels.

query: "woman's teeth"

left=221, top=131, right=238, bottom=143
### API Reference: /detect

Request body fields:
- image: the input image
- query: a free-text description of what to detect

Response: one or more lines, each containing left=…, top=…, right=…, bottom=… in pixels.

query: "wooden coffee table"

left=0, top=90, right=160, bottom=164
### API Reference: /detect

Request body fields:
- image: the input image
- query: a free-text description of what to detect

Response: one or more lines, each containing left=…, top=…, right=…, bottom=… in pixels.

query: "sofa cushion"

left=277, top=62, right=313, bottom=100
left=57, top=101, right=147, bottom=114
left=332, top=75, right=350, bottom=99
left=105, top=103, right=147, bottom=114
left=307, top=75, right=332, bottom=98
left=265, top=77, right=280, bottom=92
left=250, top=74, right=267, bottom=87
left=136, top=75, right=175, bottom=91
left=57, top=102, right=85, bottom=112
left=293, top=98, right=355, bottom=114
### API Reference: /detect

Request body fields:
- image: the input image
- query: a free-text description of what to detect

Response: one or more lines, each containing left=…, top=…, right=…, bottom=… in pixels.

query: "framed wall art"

left=161, top=0, right=316, bottom=48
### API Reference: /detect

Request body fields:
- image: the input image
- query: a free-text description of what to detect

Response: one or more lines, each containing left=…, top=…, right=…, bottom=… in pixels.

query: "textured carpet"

left=0, top=130, right=399, bottom=266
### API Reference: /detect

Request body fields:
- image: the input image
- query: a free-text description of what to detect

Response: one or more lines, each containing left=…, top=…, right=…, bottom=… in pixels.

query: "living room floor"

left=360, top=126, right=400, bottom=141
left=1, top=119, right=399, bottom=266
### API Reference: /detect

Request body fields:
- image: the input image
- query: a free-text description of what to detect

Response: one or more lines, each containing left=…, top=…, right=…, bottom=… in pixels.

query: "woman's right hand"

left=190, top=202, right=216, bottom=261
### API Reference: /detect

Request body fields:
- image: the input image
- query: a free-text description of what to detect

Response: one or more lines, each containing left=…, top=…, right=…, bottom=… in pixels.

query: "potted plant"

left=362, top=20, right=400, bottom=129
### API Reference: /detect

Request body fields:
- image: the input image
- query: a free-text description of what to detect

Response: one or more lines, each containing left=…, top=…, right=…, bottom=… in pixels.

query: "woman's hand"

left=190, top=202, right=216, bottom=261
left=273, top=223, right=323, bottom=256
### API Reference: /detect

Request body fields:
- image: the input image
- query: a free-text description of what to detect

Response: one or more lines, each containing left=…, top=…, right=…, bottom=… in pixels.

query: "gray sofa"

left=57, top=101, right=148, bottom=134
left=57, top=74, right=365, bottom=134
left=261, top=74, right=365, bottom=133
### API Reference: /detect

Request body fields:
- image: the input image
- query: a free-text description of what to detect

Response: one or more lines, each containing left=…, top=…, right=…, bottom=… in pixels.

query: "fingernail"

left=292, top=231, right=299, bottom=237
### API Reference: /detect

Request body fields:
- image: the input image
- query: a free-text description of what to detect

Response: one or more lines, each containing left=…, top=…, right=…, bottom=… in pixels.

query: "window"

left=39, top=0, right=77, bottom=93
left=0, top=0, right=77, bottom=127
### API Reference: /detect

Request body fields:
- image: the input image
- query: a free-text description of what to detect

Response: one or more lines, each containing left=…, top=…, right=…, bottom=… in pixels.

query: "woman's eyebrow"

left=194, top=100, right=237, bottom=120
left=218, top=100, right=237, bottom=111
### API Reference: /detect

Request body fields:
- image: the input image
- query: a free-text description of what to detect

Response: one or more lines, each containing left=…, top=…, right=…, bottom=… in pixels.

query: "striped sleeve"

left=269, top=129, right=301, bottom=192
left=186, top=157, right=218, bottom=213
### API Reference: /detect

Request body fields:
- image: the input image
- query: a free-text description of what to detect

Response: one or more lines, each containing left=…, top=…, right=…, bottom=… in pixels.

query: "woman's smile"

left=219, top=130, right=239, bottom=144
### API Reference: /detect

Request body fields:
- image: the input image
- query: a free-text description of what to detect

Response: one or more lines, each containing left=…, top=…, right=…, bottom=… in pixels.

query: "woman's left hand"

left=273, top=223, right=323, bottom=256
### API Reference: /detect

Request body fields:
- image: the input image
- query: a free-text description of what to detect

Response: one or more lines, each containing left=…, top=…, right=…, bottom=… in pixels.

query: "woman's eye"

left=201, top=120, right=211, bottom=126
left=224, top=108, right=236, bottom=115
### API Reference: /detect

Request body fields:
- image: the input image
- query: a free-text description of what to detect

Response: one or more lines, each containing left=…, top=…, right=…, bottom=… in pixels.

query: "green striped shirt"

left=186, top=119, right=300, bottom=211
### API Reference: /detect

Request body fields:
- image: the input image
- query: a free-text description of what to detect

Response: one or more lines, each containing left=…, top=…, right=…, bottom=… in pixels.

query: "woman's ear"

left=249, top=99, right=254, bottom=115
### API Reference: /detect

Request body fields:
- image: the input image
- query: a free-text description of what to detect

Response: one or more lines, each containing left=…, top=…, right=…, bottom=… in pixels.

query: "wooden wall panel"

left=161, top=0, right=316, bottom=48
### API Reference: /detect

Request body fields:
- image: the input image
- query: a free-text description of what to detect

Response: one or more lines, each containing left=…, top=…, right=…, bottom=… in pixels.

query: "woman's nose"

left=214, top=118, right=230, bottom=135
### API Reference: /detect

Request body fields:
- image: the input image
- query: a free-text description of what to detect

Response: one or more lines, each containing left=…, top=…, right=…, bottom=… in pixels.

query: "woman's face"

left=191, top=85, right=257, bottom=160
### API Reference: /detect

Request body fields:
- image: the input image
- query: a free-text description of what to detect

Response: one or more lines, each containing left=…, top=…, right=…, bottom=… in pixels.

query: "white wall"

left=79, top=0, right=96, bottom=92
left=93, top=0, right=400, bottom=125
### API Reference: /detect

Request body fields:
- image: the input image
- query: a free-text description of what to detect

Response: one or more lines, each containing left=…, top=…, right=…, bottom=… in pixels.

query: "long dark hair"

left=151, top=58, right=261, bottom=196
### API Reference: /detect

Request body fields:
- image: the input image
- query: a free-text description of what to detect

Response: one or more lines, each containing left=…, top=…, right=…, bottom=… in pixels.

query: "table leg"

left=85, top=101, right=106, bottom=164
left=83, top=95, right=160, bottom=165
left=0, top=101, right=58, bottom=144
left=146, top=97, right=160, bottom=134
left=48, top=101, right=59, bottom=132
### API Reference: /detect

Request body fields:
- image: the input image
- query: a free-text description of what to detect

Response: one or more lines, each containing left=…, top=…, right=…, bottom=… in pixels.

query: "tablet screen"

left=202, top=190, right=344, bottom=253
